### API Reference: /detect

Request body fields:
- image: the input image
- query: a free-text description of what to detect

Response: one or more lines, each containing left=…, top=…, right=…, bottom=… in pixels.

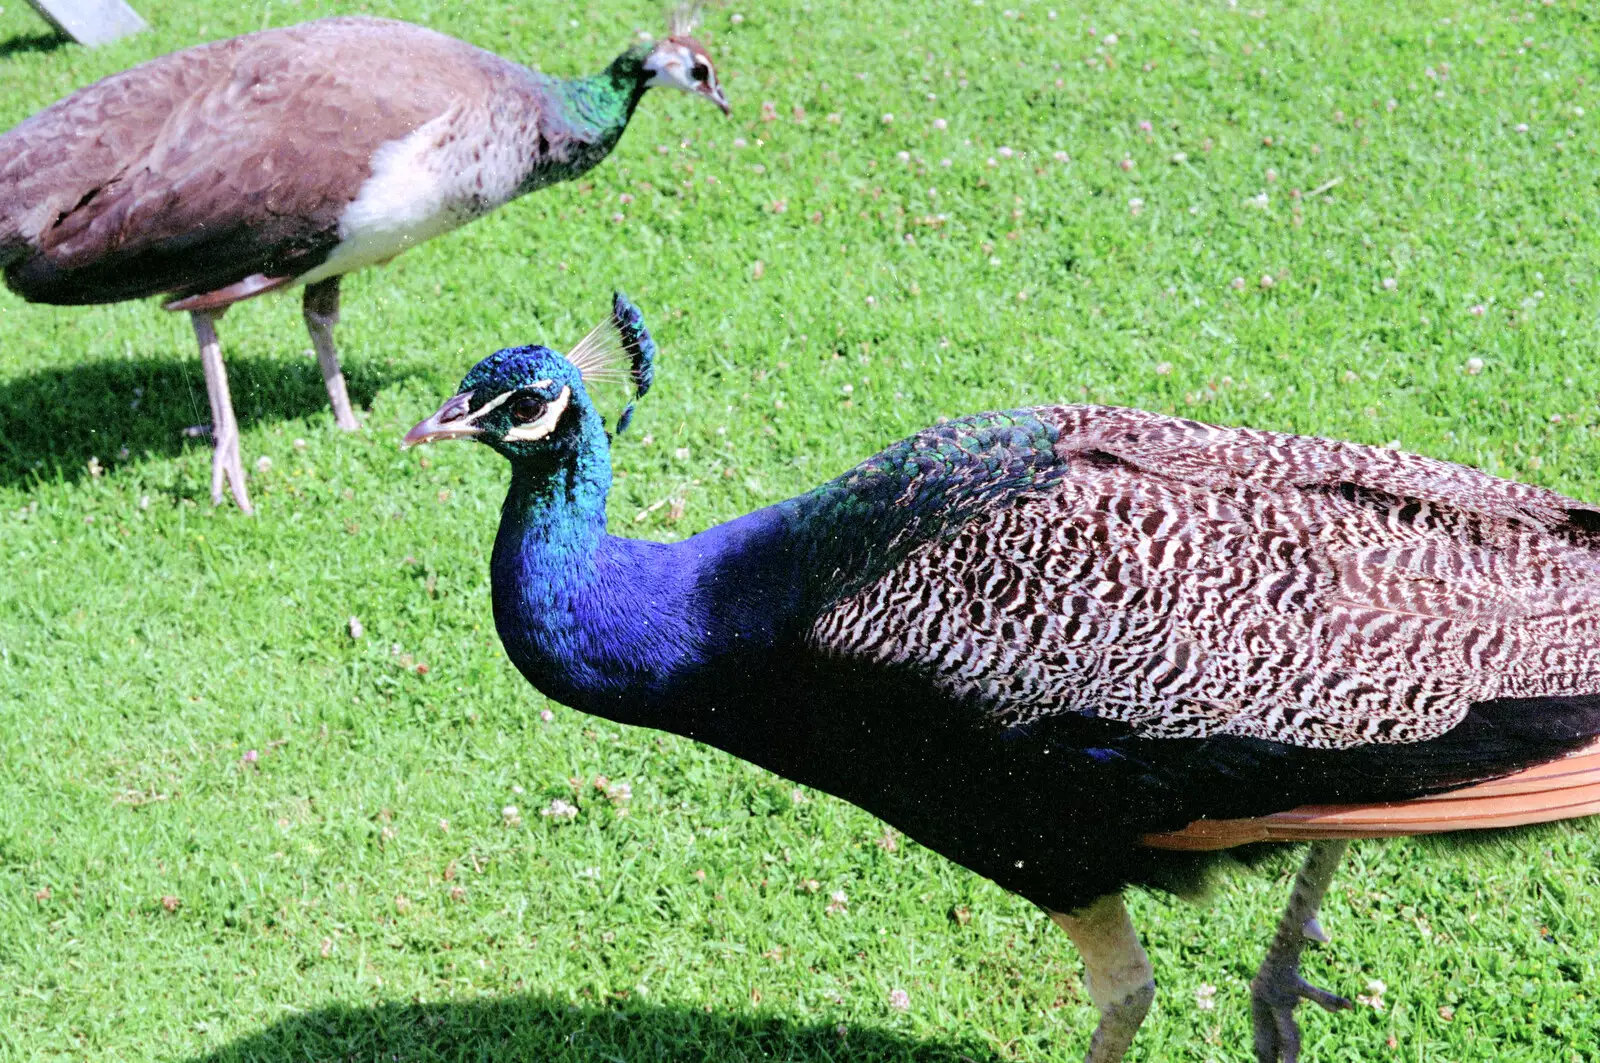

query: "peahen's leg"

left=190, top=309, right=252, bottom=514
left=303, top=275, right=359, bottom=431
left=1251, top=840, right=1353, bottom=1063
left=1050, top=894, right=1157, bottom=1063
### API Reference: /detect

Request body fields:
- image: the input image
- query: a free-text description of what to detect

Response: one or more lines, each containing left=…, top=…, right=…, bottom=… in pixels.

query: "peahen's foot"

left=189, top=309, right=254, bottom=514
left=1250, top=957, right=1352, bottom=1063
left=304, top=276, right=361, bottom=432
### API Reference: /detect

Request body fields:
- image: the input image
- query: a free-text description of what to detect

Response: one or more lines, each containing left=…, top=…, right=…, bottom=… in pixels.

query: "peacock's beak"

left=403, top=392, right=480, bottom=447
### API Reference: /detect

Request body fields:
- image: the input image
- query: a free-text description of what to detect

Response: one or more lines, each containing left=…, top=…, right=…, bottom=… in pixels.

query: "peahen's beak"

left=703, top=84, right=730, bottom=116
left=403, top=392, right=480, bottom=447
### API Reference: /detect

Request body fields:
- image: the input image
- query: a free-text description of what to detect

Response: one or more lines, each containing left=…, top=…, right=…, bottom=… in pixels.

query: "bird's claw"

left=1250, top=965, right=1351, bottom=1063
left=1301, top=917, right=1330, bottom=944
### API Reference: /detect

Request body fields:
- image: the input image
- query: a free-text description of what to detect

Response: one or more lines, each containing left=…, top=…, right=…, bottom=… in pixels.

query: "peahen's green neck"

left=552, top=43, right=653, bottom=153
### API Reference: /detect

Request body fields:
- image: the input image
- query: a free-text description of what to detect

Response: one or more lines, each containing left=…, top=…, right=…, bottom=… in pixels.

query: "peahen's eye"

left=691, top=62, right=710, bottom=83
left=511, top=396, right=544, bottom=424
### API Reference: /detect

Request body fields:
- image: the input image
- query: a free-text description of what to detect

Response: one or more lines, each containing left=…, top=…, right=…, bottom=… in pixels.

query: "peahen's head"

left=641, top=4, right=729, bottom=115
left=404, top=293, right=656, bottom=463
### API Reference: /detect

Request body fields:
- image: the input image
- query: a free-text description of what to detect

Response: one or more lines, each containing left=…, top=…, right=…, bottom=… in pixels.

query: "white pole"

left=23, top=0, right=147, bottom=47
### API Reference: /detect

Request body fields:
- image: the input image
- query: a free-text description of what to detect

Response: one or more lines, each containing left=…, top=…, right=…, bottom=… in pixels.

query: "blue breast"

left=491, top=499, right=804, bottom=720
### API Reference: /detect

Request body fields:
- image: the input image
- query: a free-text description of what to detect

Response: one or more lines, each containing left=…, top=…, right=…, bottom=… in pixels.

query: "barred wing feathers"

left=808, top=405, right=1600, bottom=751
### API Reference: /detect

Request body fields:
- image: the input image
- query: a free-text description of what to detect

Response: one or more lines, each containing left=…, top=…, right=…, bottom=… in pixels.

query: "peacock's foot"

left=1250, top=960, right=1351, bottom=1063
left=1085, top=978, right=1156, bottom=1063
left=1049, top=894, right=1156, bottom=1063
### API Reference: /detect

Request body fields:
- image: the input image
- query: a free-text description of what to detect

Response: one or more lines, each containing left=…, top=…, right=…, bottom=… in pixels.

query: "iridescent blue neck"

left=487, top=390, right=828, bottom=726
left=488, top=413, right=759, bottom=723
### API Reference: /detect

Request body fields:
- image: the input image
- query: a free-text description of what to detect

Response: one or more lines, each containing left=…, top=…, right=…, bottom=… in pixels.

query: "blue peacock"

left=407, top=294, right=1600, bottom=1063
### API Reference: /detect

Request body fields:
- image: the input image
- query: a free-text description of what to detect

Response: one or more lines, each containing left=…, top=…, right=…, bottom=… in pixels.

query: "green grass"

left=3, top=0, right=1600, bottom=1058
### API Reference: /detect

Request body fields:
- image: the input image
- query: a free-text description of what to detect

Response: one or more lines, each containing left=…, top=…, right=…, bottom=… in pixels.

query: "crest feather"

left=612, top=291, right=656, bottom=434
left=666, top=2, right=702, bottom=37
left=566, top=292, right=658, bottom=434
left=566, top=316, right=628, bottom=385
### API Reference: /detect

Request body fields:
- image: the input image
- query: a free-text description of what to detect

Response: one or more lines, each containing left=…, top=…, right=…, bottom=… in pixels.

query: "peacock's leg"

left=303, top=276, right=360, bottom=431
left=190, top=309, right=253, bottom=514
left=1050, top=893, right=1156, bottom=1063
left=1251, top=840, right=1353, bottom=1063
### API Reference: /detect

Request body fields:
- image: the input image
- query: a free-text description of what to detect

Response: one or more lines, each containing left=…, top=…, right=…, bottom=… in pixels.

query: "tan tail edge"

left=163, top=273, right=294, bottom=313
left=1142, top=741, right=1600, bottom=852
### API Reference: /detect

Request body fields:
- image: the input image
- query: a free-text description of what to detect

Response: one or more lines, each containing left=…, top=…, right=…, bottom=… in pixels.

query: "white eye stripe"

left=503, top=386, right=572, bottom=442
left=462, top=382, right=555, bottom=426
left=462, top=389, right=515, bottom=426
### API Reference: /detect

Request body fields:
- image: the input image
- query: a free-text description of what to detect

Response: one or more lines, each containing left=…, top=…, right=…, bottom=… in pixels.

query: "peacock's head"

left=403, top=292, right=656, bottom=461
left=642, top=4, right=729, bottom=115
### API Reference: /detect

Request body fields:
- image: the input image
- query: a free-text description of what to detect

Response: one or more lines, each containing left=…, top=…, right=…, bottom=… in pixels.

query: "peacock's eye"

left=511, top=396, right=544, bottom=424
left=691, top=62, right=710, bottom=83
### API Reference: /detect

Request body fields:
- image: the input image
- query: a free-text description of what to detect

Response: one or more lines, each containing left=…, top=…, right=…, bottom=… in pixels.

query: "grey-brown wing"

left=810, top=405, right=1600, bottom=749
left=0, top=17, right=503, bottom=303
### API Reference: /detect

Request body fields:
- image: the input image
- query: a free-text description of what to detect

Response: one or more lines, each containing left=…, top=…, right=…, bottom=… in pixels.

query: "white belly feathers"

left=299, top=102, right=530, bottom=286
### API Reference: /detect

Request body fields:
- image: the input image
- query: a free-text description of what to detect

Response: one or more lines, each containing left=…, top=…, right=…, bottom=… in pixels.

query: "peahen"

left=0, top=7, right=726, bottom=513
left=405, top=294, right=1600, bottom=1063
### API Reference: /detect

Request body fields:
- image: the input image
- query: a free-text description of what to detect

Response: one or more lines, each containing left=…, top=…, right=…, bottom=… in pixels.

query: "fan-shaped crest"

left=565, top=292, right=657, bottom=434
left=566, top=316, right=628, bottom=386
left=666, top=2, right=703, bottom=37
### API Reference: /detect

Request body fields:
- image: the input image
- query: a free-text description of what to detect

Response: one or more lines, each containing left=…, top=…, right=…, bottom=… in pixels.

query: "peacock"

left=405, top=294, right=1600, bottom=1063
left=0, top=7, right=726, bottom=513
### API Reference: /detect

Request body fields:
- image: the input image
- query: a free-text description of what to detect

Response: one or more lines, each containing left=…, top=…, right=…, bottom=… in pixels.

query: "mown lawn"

left=3, top=0, right=1600, bottom=1059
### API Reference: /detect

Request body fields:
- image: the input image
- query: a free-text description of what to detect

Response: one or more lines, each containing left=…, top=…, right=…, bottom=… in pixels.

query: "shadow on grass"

left=186, top=994, right=1004, bottom=1063
left=0, top=351, right=404, bottom=488
left=0, top=31, right=67, bottom=59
